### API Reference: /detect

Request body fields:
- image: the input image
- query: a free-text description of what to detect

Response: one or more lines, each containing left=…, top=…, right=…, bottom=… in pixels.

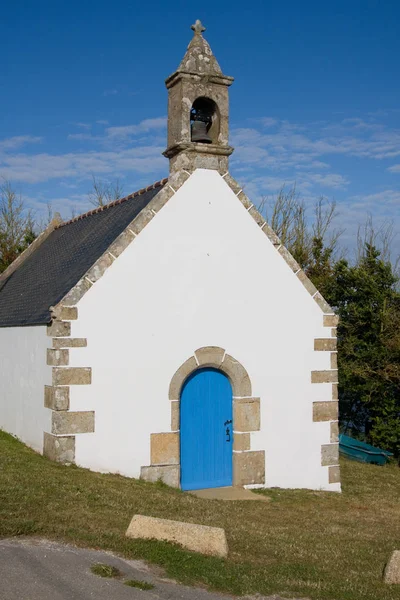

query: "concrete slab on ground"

left=0, top=538, right=286, bottom=600
left=189, top=486, right=270, bottom=501
left=126, top=515, right=228, bottom=557
left=384, top=550, right=400, bottom=584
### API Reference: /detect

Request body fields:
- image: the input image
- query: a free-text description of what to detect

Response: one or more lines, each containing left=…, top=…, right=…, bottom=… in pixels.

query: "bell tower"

left=163, top=20, right=234, bottom=174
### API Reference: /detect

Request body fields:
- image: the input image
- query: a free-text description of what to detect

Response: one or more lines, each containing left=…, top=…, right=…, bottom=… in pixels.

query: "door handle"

left=224, top=419, right=232, bottom=442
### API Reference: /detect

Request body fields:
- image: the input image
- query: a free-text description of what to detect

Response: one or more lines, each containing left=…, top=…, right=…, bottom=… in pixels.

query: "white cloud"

left=295, top=160, right=330, bottom=170
left=103, top=89, right=118, bottom=96
left=0, top=117, right=169, bottom=185
left=67, top=133, right=100, bottom=141
left=388, top=164, right=400, bottom=173
left=341, top=117, right=382, bottom=131
left=0, top=136, right=42, bottom=151
left=106, top=118, right=167, bottom=138
left=65, top=117, right=167, bottom=147
left=349, top=189, right=400, bottom=206
left=0, top=146, right=165, bottom=184
left=231, top=117, right=400, bottom=167
left=303, top=172, right=349, bottom=189
left=260, top=117, right=278, bottom=128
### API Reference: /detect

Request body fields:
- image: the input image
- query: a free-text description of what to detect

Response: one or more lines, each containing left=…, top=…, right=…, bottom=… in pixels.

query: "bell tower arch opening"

left=190, top=97, right=220, bottom=145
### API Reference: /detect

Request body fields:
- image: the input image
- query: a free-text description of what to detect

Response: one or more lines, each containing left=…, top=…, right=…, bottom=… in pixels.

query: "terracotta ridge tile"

left=55, top=178, right=168, bottom=230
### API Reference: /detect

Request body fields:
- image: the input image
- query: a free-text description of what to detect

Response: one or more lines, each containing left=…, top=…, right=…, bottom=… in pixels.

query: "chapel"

left=0, top=21, right=340, bottom=491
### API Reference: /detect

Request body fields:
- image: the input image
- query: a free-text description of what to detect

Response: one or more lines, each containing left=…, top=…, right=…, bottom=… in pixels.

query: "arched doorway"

left=140, top=347, right=265, bottom=490
left=180, top=367, right=233, bottom=491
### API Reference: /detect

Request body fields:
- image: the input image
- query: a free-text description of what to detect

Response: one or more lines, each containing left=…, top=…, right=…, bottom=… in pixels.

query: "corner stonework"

left=140, top=346, right=265, bottom=489
left=43, top=307, right=92, bottom=464
left=312, top=314, right=340, bottom=486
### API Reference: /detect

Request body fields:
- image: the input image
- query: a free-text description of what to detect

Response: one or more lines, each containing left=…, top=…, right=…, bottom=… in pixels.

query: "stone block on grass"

left=384, top=550, right=400, bottom=584
left=126, top=515, right=228, bottom=558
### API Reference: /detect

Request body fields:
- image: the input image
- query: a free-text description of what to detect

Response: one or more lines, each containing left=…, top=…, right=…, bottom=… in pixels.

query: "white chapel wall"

left=68, top=168, right=338, bottom=491
left=0, top=325, right=51, bottom=452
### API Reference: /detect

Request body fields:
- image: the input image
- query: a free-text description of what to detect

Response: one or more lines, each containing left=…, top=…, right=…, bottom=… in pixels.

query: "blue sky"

left=1, top=0, right=399, bottom=257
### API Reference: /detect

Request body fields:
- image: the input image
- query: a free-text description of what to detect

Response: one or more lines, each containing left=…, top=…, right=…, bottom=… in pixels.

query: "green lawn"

left=0, top=430, right=399, bottom=600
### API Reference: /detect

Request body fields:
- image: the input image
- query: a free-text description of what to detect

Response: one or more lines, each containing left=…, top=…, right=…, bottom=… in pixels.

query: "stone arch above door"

left=140, top=347, right=265, bottom=489
left=169, top=346, right=252, bottom=399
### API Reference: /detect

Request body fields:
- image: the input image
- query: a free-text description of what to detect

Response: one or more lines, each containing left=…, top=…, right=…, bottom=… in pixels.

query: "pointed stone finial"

left=191, top=19, right=206, bottom=36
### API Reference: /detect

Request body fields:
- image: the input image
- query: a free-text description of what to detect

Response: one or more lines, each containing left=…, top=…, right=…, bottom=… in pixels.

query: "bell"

left=191, top=120, right=212, bottom=144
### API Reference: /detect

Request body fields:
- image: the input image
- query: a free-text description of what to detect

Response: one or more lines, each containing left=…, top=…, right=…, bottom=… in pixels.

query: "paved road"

left=0, top=538, right=286, bottom=600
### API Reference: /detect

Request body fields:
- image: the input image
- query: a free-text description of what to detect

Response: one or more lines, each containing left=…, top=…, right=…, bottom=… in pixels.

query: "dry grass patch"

left=0, top=431, right=399, bottom=600
left=90, top=563, right=122, bottom=578
left=124, top=579, right=154, bottom=590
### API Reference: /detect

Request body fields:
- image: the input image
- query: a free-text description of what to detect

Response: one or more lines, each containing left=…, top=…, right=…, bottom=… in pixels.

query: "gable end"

left=221, top=172, right=335, bottom=316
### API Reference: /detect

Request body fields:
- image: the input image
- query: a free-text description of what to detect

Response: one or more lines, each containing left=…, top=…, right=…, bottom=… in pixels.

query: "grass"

left=90, top=561, right=154, bottom=590
left=124, top=579, right=155, bottom=590
left=0, top=430, right=399, bottom=600
left=90, top=563, right=122, bottom=578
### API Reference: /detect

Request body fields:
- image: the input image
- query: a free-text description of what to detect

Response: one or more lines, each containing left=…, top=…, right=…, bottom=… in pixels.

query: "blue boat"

left=339, top=434, right=393, bottom=465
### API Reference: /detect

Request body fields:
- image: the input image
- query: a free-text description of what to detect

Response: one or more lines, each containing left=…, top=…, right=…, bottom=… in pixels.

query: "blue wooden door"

left=180, top=368, right=233, bottom=491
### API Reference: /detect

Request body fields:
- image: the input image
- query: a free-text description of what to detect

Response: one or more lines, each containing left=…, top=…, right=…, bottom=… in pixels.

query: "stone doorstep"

left=126, top=515, right=228, bottom=558
left=189, top=486, right=270, bottom=502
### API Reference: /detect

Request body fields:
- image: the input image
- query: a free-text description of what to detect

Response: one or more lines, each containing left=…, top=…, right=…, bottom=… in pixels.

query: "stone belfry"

left=163, top=20, right=234, bottom=174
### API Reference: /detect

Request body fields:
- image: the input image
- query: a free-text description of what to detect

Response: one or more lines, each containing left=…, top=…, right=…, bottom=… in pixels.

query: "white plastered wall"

left=0, top=325, right=52, bottom=452
left=69, top=168, right=338, bottom=491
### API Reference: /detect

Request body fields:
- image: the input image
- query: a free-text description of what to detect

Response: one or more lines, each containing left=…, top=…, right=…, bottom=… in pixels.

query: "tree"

left=262, top=188, right=400, bottom=458
left=260, top=186, right=342, bottom=297
left=0, top=180, right=36, bottom=274
left=357, top=214, right=400, bottom=278
left=88, top=176, right=124, bottom=207
left=331, top=244, right=400, bottom=458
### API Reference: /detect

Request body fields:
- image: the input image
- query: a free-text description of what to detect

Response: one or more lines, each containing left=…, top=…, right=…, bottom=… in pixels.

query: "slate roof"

left=0, top=180, right=167, bottom=327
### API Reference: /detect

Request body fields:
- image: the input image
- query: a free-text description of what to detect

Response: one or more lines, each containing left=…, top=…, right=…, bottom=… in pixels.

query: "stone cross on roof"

left=168, top=19, right=233, bottom=82
left=191, top=19, right=206, bottom=36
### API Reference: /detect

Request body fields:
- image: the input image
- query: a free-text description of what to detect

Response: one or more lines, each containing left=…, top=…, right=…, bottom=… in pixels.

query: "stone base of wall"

left=140, top=465, right=180, bottom=488
left=43, top=432, right=75, bottom=463
left=140, top=453, right=266, bottom=489
left=233, top=451, right=265, bottom=486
